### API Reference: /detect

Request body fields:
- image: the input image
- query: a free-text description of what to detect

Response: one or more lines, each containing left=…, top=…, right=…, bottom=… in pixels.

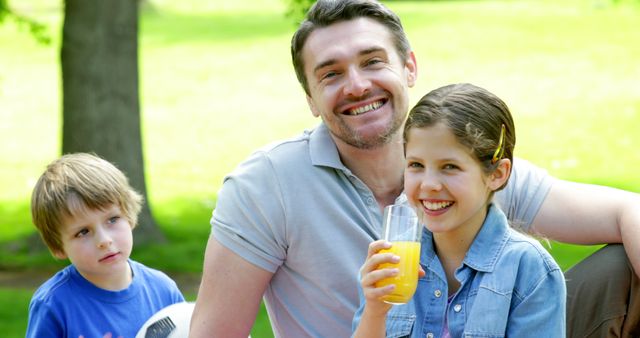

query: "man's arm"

left=190, top=236, right=273, bottom=338
left=530, top=179, right=640, bottom=275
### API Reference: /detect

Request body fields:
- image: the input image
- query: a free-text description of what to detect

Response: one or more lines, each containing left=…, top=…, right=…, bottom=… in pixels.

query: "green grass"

left=1, top=0, right=639, bottom=337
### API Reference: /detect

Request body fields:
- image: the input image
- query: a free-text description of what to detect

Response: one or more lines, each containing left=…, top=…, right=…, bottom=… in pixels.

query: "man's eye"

left=321, top=71, right=338, bottom=80
left=365, top=58, right=382, bottom=66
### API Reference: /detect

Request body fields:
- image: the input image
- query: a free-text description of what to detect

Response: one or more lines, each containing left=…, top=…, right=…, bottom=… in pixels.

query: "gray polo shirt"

left=211, top=123, right=552, bottom=337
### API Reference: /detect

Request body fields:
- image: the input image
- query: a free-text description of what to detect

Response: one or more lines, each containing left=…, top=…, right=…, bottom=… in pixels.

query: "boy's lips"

left=99, top=252, right=120, bottom=262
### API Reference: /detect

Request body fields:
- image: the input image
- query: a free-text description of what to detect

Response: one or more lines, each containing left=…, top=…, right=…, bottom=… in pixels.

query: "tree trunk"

left=61, top=0, right=165, bottom=244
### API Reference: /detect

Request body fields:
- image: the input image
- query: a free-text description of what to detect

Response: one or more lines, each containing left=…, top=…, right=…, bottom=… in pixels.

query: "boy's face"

left=54, top=203, right=134, bottom=290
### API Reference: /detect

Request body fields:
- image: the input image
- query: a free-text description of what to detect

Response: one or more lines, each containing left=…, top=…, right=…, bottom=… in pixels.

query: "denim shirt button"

left=426, top=333, right=434, bottom=338
left=434, top=289, right=442, bottom=298
left=453, top=304, right=462, bottom=312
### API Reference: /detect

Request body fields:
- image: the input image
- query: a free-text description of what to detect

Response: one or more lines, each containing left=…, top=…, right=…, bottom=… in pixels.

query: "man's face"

left=302, top=18, right=417, bottom=150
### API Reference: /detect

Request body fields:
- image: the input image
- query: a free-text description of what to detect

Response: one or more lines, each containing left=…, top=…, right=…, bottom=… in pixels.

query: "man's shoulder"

left=230, top=129, right=318, bottom=177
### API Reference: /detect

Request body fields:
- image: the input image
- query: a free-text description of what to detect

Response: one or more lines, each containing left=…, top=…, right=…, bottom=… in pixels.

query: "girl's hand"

left=359, top=240, right=399, bottom=315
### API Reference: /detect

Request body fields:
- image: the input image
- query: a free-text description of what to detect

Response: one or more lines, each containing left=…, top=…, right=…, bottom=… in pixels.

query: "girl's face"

left=55, top=203, right=133, bottom=290
left=404, top=123, right=503, bottom=237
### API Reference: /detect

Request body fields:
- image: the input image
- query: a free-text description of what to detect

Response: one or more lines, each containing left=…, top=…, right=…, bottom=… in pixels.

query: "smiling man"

left=190, top=1, right=640, bottom=337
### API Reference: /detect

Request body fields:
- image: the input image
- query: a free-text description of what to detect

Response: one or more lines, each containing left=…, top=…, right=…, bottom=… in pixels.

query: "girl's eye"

left=443, top=164, right=459, bottom=170
left=407, top=161, right=423, bottom=169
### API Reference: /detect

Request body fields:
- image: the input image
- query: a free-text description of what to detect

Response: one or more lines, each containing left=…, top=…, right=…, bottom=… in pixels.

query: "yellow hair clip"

left=491, top=124, right=506, bottom=164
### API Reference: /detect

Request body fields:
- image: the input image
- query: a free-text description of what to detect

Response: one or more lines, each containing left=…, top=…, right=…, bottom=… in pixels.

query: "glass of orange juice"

left=375, top=204, right=422, bottom=304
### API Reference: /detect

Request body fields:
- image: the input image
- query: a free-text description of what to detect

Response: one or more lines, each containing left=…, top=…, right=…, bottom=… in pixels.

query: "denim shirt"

left=353, top=204, right=566, bottom=338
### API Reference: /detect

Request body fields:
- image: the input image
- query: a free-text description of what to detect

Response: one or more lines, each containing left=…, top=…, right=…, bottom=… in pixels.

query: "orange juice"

left=375, top=241, right=421, bottom=304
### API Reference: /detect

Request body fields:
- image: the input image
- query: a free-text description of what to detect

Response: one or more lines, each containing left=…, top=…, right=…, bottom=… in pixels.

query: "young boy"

left=26, top=153, right=185, bottom=338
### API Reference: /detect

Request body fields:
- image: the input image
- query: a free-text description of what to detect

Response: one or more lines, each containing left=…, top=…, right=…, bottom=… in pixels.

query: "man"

left=190, top=1, right=640, bottom=337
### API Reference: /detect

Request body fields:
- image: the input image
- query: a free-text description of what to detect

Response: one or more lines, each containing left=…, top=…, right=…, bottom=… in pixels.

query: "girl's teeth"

left=423, top=201, right=453, bottom=210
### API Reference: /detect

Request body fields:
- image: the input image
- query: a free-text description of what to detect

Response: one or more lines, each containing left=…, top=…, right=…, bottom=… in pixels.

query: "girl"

left=353, top=83, right=565, bottom=337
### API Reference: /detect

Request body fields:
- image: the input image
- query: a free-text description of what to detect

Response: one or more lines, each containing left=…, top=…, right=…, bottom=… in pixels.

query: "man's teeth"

left=423, top=201, right=453, bottom=211
left=349, top=101, right=382, bottom=115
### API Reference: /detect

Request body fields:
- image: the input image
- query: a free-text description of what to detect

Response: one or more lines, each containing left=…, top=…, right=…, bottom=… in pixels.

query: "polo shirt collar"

left=309, top=123, right=347, bottom=170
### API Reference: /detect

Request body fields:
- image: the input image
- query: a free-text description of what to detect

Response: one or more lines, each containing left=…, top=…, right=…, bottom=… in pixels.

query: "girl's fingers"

left=360, top=252, right=399, bottom=275
left=364, top=283, right=396, bottom=300
left=361, top=267, right=399, bottom=287
left=366, top=239, right=391, bottom=258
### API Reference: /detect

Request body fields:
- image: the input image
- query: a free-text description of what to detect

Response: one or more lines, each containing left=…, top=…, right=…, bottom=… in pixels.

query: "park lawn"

left=1, top=0, right=638, bottom=337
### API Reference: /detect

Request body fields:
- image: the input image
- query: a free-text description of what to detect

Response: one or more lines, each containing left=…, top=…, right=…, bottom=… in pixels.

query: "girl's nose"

left=420, top=170, right=443, bottom=192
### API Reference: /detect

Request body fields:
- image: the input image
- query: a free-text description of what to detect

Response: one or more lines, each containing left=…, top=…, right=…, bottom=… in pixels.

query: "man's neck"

left=334, top=134, right=405, bottom=210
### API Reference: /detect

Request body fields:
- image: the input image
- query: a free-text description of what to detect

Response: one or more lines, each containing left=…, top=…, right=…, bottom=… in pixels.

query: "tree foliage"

left=0, top=0, right=50, bottom=44
left=284, top=0, right=315, bottom=24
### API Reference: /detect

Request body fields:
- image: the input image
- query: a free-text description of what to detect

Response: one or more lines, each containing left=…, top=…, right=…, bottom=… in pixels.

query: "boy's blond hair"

left=31, top=153, right=142, bottom=255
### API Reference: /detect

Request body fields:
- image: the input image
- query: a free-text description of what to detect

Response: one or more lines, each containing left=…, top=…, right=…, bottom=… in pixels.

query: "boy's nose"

left=95, top=227, right=112, bottom=248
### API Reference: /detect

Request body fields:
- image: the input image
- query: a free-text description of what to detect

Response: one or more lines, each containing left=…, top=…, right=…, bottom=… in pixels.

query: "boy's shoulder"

left=30, top=265, right=77, bottom=305
left=129, top=260, right=175, bottom=282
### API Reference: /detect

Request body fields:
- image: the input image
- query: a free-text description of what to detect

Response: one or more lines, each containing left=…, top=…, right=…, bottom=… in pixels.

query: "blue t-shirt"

left=26, top=260, right=185, bottom=338
left=353, top=205, right=566, bottom=337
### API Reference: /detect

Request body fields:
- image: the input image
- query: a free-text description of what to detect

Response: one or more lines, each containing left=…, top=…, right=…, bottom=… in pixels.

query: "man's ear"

left=406, top=51, right=418, bottom=88
left=306, top=95, right=321, bottom=118
left=488, top=158, right=512, bottom=191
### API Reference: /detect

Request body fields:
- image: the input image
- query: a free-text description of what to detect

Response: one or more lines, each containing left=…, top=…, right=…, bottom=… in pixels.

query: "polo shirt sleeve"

left=494, top=158, right=555, bottom=233
left=211, top=150, right=287, bottom=273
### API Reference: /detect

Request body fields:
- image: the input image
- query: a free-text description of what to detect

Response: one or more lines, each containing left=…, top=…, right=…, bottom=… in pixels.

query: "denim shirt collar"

left=421, top=204, right=510, bottom=274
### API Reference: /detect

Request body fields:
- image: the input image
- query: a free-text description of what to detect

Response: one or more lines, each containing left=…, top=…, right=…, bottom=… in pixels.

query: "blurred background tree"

left=61, top=0, right=165, bottom=244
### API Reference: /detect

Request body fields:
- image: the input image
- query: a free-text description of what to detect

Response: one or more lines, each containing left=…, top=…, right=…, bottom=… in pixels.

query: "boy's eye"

left=107, top=216, right=120, bottom=225
left=75, top=228, right=90, bottom=238
left=443, top=164, right=459, bottom=170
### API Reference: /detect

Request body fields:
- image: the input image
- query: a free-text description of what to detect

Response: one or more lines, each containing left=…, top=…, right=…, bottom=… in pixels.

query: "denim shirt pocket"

left=386, top=310, right=416, bottom=338
left=462, top=285, right=510, bottom=338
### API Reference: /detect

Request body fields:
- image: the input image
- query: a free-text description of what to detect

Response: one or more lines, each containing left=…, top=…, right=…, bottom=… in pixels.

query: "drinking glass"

left=375, top=204, right=422, bottom=304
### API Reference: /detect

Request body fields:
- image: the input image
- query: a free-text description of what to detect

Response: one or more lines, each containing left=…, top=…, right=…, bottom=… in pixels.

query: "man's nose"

left=343, top=66, right=370, bottom=98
